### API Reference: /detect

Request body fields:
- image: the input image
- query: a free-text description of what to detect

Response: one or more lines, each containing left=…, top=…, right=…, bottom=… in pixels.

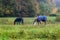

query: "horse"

left=33, top=15, right=47, bottom=25
left=14, top=17, right=24, bottom=25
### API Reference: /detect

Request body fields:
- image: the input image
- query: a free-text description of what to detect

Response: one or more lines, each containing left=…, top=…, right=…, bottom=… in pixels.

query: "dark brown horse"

left=14, top=17, right=24, bottom=25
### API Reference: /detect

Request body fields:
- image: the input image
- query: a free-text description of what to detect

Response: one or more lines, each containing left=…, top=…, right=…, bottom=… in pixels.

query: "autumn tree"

left=39, top=0, right=56, bottom=15
left=0, top=0, right=57, bottom=17
left=0, top=0, right=16, bottom=17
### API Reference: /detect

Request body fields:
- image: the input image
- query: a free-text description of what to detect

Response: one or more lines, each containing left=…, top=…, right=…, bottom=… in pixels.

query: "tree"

left=15, top=0, right=38, bottom=17
left=0, top=0, right=16, bottom=17
left=0, top=0, right=56, bottom=17
left=39, top=0, right=56, bottom=15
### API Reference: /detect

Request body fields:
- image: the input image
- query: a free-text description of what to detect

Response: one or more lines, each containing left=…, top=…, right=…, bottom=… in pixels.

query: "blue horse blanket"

left=37, top=15, right=47, bottom=22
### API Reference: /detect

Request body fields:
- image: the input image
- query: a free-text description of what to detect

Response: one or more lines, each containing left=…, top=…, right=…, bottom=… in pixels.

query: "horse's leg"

left=19, top=22, right=20, bottom=25
left=16, top=22, right=18, bottom=25
left=42, top=20, right=46, bottom=25
left=40, top=21, right=41, bottom=24
left=44, top=21, right=46, bottom=25
left=17, top=22, right=19, bottom=25
left=37, top=22, right=40, bottom=25
left=21, top=20, right=24, bottom=25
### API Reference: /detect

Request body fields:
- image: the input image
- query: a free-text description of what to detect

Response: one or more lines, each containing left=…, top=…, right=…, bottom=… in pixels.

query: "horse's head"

left=33, top=19, right=37, bottom=25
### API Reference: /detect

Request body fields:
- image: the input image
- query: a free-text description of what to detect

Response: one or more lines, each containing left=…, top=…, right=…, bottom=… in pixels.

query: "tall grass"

left=0, top=24, right=60, bottom=40
left=0, top=17, right=60, bottom=40
left=0, top=16, right=56, bottom=25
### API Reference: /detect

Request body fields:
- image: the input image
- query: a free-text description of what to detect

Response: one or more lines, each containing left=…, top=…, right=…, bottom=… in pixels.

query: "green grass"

left=0, top=16, right=60, bottom=40
left=0, top=16, right=56, bottom=25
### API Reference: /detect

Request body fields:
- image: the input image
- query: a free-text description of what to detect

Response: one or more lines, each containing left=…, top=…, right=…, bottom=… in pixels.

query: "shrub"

left=56, top=15, right=60, bottom=21
left=49, top=14, right=57, bottom=17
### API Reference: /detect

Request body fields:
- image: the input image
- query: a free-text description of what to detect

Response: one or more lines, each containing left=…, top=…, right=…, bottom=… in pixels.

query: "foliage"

left=0, top=0, right=56, bottom=17
left=39, top=0, right=56, bottom=15
left=56, top=15, right=60, bottom=21
left=0, top=0, right=16, bottom=17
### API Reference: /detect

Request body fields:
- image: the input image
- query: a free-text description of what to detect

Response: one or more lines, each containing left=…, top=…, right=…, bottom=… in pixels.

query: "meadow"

left=0, top=16, right=60, bottom=40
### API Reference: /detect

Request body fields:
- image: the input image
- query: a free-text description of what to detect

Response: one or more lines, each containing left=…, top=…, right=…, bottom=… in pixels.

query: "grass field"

left=0, top=16, right=60, bottom=40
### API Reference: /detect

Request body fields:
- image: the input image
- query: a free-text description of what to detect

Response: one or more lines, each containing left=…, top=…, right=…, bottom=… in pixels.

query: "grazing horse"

left=33, top=15, right=47, bottom=25
left=14, top=17, right=24, bottom=25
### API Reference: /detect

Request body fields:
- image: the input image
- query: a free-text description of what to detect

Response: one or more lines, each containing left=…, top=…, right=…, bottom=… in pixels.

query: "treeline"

left=0, top=0, right=56, bottom=17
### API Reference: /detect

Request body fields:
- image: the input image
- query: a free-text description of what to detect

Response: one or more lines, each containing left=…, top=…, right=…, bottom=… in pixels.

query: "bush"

left=56, top=15, right=60, bottom=21
left=49, top=14, right=57, bottom=17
